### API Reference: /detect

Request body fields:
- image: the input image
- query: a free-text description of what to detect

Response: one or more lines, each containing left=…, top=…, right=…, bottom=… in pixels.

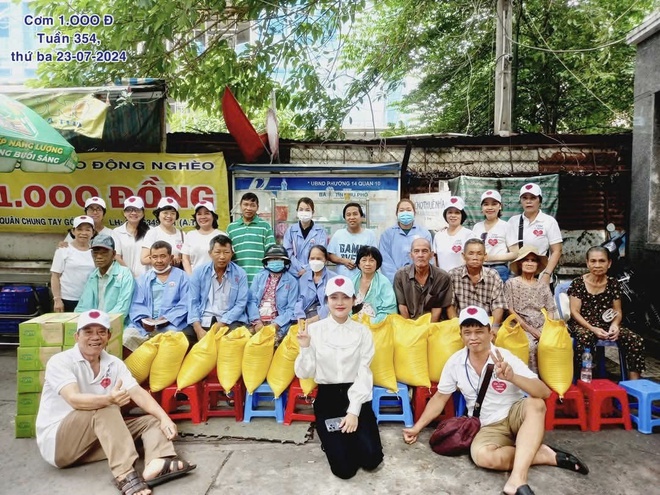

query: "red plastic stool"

left=577, top=379, right=632, bottom=431
left=412, top=382, right=455, bottom=423
left=160, top=382, right=204, bottom=424
left=203, top=371, right=245, bottom=422
left=544, top=384, right=588, bottom=431
left=283, top=378, right=317, bottom=425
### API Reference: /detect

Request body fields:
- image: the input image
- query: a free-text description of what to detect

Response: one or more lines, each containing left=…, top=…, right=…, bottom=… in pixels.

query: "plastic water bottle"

left=280, top=178, right=287, bottom=191
left=580, top=347, right=593, bottom=383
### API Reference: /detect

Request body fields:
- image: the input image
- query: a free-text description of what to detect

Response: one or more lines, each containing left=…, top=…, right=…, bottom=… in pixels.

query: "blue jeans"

left=489, top=264, right=510, bottom=282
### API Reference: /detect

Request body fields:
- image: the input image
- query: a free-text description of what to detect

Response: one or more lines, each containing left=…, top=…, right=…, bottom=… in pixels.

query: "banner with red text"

left=0, top=152, right=229, bottom=233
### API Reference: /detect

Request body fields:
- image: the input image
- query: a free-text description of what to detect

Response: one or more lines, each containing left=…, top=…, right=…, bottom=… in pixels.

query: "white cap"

left=194, top=200, right=215, bottom=213
left=84, top=196, right=106, bottom=209
left=157, top=197, right=180, bottom=211
left=77, top=309, right=111, bottom=331
left=443, top=196, right=465, bottom=212
left=459, top=306, right=490, bottom=326
left=123, top=196, right=145, bottom=210
left=480, top=190, right=502, bottom=204
left=325, top=275, right=355, bottom=297
left=520, top=183, right=542, bottom=197
left=73, top=215, right=94, bottom=228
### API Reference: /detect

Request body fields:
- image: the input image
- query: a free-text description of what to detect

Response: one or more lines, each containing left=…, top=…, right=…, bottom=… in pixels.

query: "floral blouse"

left=567, top=275, right=621, bottom=329
left=503, top=276, right=556, bottom=330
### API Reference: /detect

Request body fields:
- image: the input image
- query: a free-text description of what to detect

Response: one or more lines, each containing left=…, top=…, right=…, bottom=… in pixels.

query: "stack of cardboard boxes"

left=16, top=313, right=124, bottom=438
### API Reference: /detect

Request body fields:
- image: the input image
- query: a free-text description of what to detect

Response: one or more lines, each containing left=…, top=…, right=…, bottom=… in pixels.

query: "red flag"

left=222, top=87, right=267, bottom=162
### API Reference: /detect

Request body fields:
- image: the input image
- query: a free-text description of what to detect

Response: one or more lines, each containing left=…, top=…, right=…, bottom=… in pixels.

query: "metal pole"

left=494, top=0, right=513, bottom=136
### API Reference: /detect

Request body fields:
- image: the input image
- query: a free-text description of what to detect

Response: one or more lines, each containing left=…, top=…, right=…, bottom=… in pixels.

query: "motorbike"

left=601, top=224, right=660, bottom=336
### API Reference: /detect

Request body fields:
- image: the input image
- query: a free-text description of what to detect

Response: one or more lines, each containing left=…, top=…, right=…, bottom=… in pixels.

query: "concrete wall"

left=630, top=28, right=660, bottom=276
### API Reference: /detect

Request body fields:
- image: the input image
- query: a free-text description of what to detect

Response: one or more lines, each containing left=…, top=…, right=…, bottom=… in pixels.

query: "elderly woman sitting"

left=567, top=246, right=644, bottom=379
left=352, top=246, right=397, bottom=324
left=503, top=245, right=557, bottom=373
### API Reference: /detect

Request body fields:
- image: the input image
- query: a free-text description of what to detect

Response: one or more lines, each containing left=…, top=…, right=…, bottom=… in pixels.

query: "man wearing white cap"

left=403, top=305, right=588, bottom=495
left=76, top=235, right=135, bottom=325
left=36, top=310, right=196, bottom=494
left=181, top=200, right=227, bottom=274
left=506, top=183, right=563, bottom=285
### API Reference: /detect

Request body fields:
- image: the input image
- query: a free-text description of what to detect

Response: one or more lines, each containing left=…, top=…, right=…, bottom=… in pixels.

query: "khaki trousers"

left=54, top=405, right=176, bottom=478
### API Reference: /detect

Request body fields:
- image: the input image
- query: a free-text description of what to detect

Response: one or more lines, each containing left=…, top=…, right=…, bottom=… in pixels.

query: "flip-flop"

left=145, top=457, right=196, bottom=488
left=515, top=485, right=535, bottom=495
left=549, top=445, right=589, bottom=475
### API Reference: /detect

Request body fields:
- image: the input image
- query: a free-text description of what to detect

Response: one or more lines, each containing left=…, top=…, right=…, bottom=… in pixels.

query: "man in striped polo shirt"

left=227, top=192, right=276, bottom=284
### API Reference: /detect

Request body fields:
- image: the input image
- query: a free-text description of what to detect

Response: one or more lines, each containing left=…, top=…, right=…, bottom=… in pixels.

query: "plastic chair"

left=577, top=379, right=632, bottom=431
left=544, top=384, right=588, bottom=431
left=243, top=382, right=286, bottom=423
left=202, top=371, right=245, bottom=422
left=283, top=378, right=317, bottom=425
left=618, top=379, right=660, bottom=434
left=160, top=382, right=204, bottom=424
left=372, top=382, right=414, bottom=427
left=412, top=383, right=455, bottom=423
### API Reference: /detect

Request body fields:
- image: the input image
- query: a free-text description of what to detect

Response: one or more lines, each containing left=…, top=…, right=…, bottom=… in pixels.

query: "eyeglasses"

left=86, top=206, right=104, bottom=213
left=125, top=207, right=141, bottom=213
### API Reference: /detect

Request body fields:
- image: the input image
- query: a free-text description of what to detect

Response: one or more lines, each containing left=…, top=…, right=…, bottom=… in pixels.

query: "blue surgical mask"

left=266, top=260, right=286, bottom=273
left=398, top=211, right=415, bottom=225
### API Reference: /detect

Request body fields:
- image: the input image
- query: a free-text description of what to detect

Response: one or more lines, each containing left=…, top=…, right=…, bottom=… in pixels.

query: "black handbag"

left=429, top=364, right=494, bottom=456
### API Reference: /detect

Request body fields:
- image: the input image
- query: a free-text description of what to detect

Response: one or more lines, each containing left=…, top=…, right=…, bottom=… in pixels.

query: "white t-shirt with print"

left=50, top=246, right=95, bottom=300
left=472, top=219, right=509, bottom=259
left=432, top=226, right=474, bottom=272
left=142, top=225, right=186, bottom=255
left=506, top=211, right=562, bottom=256
left=181, top=229, right=227, bottom=272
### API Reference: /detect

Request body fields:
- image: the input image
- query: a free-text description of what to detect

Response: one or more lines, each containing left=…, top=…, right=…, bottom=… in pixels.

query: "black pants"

left=314, top=383, right=383, bottom=479
left=62, top=299, right=78, bottom=312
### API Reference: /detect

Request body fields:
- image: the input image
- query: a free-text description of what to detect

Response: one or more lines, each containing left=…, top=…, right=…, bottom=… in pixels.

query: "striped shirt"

left=448, top=265, right=507, bottom=314
left=226, top=216, right=275, bottom=284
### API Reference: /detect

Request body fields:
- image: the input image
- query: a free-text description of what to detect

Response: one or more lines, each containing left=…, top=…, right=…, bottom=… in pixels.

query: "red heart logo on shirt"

left=450, top=197, right=458, bottom=204
left=467, top=307, right=478, bottom=315
left=452, top=245, right=461, bottom=253
left=533, top=229, right=544, bottom=236
left=525, top=184, right=533, bottom=190
left=100, top=378, right=111, bottom=389
left=488, top=238, right=498, bottom=246
left=335, top=278, right=345, bottom=286
left=492, top=381, right=507, bottom=393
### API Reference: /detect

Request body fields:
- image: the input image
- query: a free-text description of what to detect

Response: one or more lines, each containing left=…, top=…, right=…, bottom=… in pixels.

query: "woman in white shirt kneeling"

left=294, top=275, right=383, bottom=479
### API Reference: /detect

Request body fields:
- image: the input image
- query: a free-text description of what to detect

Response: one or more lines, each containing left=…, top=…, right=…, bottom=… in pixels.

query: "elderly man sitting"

left=36, top=310, right=196, bottom=495
left=402, top=306, right=588, bottom=495
left=123, top=241, right=191, bottom=351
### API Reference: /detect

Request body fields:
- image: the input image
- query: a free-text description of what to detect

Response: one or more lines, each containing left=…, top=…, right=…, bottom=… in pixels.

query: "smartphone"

left=324, top=416, right=343, bottom=432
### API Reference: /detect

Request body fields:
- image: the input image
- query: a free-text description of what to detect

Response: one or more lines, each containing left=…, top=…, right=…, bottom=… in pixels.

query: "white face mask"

left=308, top=259, right=325, bottom=273
left=153, top=264, right=171, bottom=274
left=297, top=211, right=313, bottom=222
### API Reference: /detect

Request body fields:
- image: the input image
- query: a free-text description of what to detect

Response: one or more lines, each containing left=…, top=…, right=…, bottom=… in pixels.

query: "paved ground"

left=2, top=348, right=659, bottom=495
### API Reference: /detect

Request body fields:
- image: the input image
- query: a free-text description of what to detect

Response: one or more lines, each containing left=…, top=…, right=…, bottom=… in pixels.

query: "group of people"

left=39, top=184, right=646, bottom=494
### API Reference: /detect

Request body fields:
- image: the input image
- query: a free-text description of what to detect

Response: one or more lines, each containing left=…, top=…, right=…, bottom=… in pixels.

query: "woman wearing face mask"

left=433, top=196, right=473, bottom=272
left=352, top=246, right=397, bottom=324
left=247, top=245, right=300, bottom=344
left=294, top=245, right=334, bottom=325
left=140, top=197, right=186, bottom=268
left=114, top=196, right=151, bottom=278
left=283, top=197, right=328, bottom=278
left=471, top=190, right=515, bottom=282
left=378, top=199, right=432, bottom=283
left=181, top=200, right=227, bottom=275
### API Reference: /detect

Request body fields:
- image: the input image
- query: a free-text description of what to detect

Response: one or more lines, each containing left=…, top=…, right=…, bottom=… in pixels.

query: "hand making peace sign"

left=490, top=348, right=514, bottom=382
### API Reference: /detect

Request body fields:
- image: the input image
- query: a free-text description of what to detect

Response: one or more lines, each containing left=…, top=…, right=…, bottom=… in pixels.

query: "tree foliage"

left=31, top=0, right=657, bottom=136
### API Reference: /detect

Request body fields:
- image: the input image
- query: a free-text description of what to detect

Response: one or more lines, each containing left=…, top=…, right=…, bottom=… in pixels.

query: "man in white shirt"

left=402, top=306, right=589, bottom=495
left=36, top=310, right=195, bottom=494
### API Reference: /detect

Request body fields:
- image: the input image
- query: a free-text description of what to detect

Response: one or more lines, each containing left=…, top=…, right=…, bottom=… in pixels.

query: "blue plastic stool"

left=243, top=382, right=286, bottom=423
left=372, top=382, right=414, bottom=427
left=618, top=379, right=660, bottom=434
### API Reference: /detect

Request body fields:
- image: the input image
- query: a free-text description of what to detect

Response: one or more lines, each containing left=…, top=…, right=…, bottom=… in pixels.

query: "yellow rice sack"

left=427, top=318, right=463, bottom=383
left=149, top=331, right=188, bottom=392
left=177, top=325, right=225, bottom=389
left=125, top=333, right=162, bottom=384
left=538, top=308, right=574, bottom=398
left=216, top=326, right=251, bottom=391
left=392, top=314, right=430, bottom=387
left=242, top=325, right=276, bottom=393
left=495, top=314, right=529, bottom=365
left=368, top=314, right=398, bottom=392
left=267, top=324, right=300, bottom=398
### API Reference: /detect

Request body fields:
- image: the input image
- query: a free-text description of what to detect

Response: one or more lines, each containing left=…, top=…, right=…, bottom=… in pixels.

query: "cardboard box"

left=106, top=334, right=123, bottom=359
left=15, top=415, right=36, bottom=438
left=17, top=346, right=62, bottom=371
left=64, top=313, right=124, bottom=346
left=16, top=393, right=41, bottom=415
left=16, top=371, right=46, bottom=393
left=18, top=313, right=77, bottom=347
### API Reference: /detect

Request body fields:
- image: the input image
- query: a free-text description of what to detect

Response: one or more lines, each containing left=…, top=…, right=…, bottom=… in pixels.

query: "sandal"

left=115, top=470, right=150, bottom=495
left=145, top=457, right=196, bottom=488
left=549, top=445, right=589, bottom=475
